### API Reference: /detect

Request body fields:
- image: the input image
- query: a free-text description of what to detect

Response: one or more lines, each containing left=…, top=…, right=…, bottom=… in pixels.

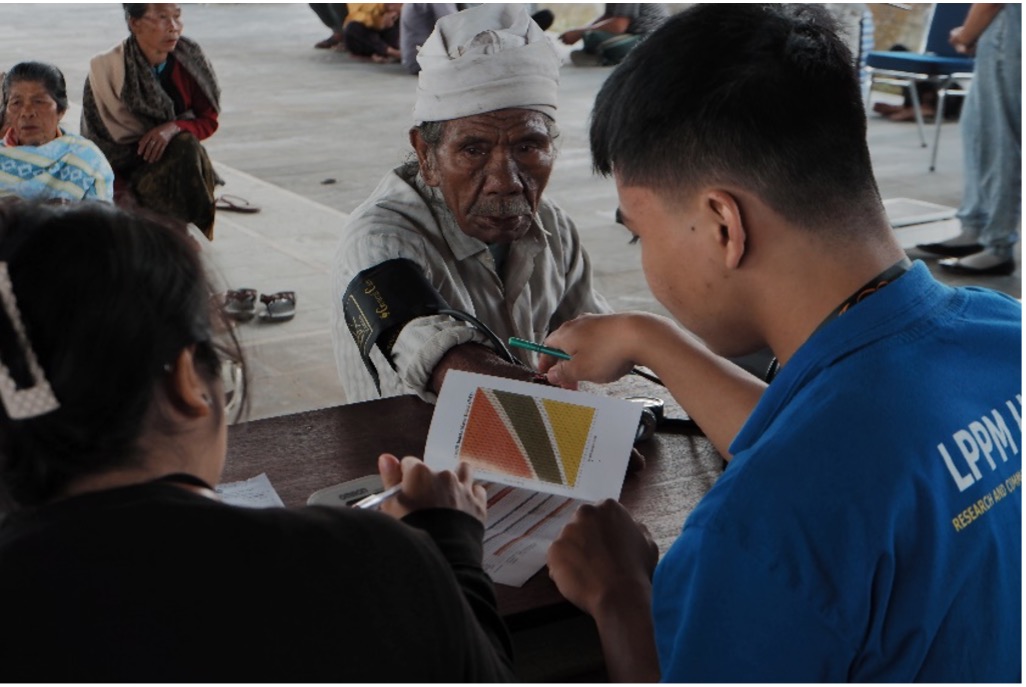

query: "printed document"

left=426, top=370, right=641, bottom=502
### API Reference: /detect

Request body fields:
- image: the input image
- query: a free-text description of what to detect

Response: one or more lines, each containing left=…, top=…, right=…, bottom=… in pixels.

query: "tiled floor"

left=3, top=3, right=1019, bottom=421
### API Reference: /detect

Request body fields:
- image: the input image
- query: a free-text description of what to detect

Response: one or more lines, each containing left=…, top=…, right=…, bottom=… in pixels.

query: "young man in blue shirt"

left=540, top=4, right=1022, bottom=682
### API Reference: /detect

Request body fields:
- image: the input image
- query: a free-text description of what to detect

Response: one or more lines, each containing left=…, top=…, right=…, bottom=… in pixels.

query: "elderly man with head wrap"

left=332, top=4, right=609, bottom=404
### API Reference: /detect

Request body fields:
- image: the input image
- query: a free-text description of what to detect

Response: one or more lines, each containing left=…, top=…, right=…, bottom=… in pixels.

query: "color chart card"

left=426, top=371, right=641, bottom=502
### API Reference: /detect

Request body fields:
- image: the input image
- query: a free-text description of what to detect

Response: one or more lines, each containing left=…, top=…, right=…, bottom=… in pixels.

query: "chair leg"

left=864, top=72, right=878, bottom=113
left=908, top=83, right=927, bottom=148
left=930, top=89, right=947, bottom=172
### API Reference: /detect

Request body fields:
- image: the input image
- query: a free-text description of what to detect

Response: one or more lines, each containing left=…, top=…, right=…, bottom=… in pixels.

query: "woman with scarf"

left=0, top=62, right=114, bottom=202
left=81, top=3, right=221, bottom=239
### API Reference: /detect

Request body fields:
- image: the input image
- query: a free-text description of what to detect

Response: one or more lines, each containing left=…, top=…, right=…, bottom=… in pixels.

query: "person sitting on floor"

left=81, top=3, right=221, bottom=239
left=0, top=200, right=515, bottom=682
left=343, top=3, right=402, bottom=63
left=1, top=62, right=113, bottom=202
left=331, top=3, right=609, bottom=404
left=559, top=3, right=669, bottom=67
left=537, top=4, right=1021, bottom=681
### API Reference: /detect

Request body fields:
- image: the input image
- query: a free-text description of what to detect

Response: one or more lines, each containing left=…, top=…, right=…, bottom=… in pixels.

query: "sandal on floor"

left=260, top=291, right=296, bottom=322
left=215, top=194, right=261, bottom=214
left=224, top=288, right=257, bottom=321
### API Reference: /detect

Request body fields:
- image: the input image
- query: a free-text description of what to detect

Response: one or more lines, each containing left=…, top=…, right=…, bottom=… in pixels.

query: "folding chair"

left=865, top=3, right=975, bottom=172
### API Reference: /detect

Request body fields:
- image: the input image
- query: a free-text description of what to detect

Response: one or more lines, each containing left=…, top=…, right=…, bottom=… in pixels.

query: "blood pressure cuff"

left=342, top=258, right=450, bottom=393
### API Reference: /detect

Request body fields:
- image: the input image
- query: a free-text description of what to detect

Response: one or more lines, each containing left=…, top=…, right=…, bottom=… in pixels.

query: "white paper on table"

left=481, top=483, right=582, bottom=587
left=426, top=370, right=641, bottom=502
left=216, top=472, right=285, bottom=508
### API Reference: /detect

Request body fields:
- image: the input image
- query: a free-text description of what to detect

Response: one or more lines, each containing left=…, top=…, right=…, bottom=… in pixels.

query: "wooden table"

left=224, top=385, right=724, bottom=679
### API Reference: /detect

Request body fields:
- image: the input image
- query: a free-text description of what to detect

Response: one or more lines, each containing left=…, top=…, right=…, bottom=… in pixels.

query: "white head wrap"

left=413, top=4, right=560, bottom=125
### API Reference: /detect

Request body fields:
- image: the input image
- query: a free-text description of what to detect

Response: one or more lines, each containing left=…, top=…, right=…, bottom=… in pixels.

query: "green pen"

left=508, top=336, right=666, bottom=387
left=508, top=337, right=572, bottom=360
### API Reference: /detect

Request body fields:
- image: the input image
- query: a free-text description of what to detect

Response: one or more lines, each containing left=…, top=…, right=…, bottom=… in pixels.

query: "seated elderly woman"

left=81, top=3, right=220, bottom=239
left=0, top=62, right=114, bottom=202
left=0, top=201, right=514, bottom=681
left=0, top=72, right=6, bottom=138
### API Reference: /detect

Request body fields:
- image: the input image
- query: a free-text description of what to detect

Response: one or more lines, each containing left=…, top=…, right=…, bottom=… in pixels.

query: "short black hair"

left=123, top=3, right=149, bottom=21
left=2, top=62, right=69, bottom=115
left=0, top=201, right=244, bottom=507
left=590, top=4, right=882, bottom=233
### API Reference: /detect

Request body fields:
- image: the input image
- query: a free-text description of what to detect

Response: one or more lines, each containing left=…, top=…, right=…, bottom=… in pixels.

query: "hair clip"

left=0, top=262, right=59, bottom=420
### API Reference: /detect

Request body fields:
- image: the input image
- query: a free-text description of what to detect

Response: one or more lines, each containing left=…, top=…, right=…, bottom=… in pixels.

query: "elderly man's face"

left=413, top=108, right=555, bottom=244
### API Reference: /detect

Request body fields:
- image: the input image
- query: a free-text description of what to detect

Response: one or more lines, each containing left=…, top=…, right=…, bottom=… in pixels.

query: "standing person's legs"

left=310, top=4, right=348, bottom=48
left=954, top=48, right=989, bottom=242
left=944, top=7, right=1021, bottom=271
left=974, top=7, right=1021, bottom=259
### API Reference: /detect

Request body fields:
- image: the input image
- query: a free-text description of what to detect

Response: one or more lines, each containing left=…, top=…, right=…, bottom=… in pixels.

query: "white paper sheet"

left=216, top=472, right=285, bottom=508
left=481, top=483, right=582, bottom=587
left=426, top=371, right=641, bottom=502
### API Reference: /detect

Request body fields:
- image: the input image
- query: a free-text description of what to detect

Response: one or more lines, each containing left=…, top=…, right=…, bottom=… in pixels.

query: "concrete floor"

left=1, top=3, right=1019, bottom=421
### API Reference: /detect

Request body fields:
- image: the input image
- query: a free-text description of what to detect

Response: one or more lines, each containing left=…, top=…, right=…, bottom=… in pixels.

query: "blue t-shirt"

left=653, top=263, right=1021, bottom=681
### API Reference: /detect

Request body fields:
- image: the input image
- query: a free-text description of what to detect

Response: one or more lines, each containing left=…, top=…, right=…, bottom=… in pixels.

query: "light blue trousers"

left=957, top=4, right=1022, bottom=258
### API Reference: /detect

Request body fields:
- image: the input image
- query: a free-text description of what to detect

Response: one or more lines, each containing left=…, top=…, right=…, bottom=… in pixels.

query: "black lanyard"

left=764, top=258, right=912, bottom=383
left=152, top=472, right=215, bottom=491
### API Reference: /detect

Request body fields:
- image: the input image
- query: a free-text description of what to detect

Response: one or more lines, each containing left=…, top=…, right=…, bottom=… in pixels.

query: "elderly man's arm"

left=430, top=343, right=541, bottom=395
left=333, top=224, right=528, bottom=403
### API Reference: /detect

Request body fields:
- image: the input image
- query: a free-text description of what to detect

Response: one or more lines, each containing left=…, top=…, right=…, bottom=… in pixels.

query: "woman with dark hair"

left=0, top=201, right=515, bottom=681
left=0, top=62, right=114, bottom=202
left=81, top=3, right=221, bottom=239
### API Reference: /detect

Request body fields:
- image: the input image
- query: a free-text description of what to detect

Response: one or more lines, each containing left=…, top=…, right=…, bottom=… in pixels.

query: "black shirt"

left=0, top=482, right=514, bottom=681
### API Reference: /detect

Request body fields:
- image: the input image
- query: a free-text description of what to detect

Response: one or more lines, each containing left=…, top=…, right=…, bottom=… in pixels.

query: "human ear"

left=409, top=128, right=440, bottom=187
left=707, top=190, right=747, bottom=270
left=164, top=346, right=213, bottom=419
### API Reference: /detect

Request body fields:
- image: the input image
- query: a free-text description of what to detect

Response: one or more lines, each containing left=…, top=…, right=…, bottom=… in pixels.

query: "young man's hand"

left=540, top=312, right=664, bottom=388
left=547, top=499, right=662, bottom=682
left=547, top=499, right=658, bottom=615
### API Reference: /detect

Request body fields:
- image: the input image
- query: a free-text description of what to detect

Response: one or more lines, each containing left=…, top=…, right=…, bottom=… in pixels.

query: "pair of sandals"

left=214, top=194, right=261, bottom=214
left=224, top=288, right=296, bottom=322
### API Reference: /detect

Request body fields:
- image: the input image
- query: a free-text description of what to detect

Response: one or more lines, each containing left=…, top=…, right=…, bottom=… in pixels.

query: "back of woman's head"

left=0, top=200, right=222, bottom=507
left=2, top=61, right=69, bottom=115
